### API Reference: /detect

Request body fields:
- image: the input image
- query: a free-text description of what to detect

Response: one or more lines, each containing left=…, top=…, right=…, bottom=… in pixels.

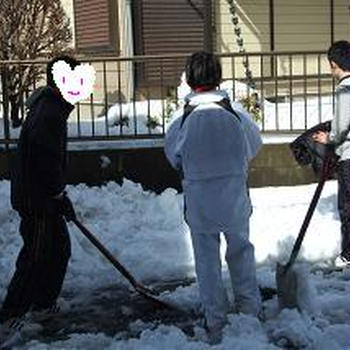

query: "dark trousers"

left=338, top=160, right=350, bottom=260
left=0, top=210, right=71, bottom=322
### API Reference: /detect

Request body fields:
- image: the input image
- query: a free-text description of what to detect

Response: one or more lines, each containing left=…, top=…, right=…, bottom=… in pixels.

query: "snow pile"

left=65, top=181, right=194, bottom=291
left=250, top=182, right=340, bottom=264
left=0, top=179, right=349, bottom=349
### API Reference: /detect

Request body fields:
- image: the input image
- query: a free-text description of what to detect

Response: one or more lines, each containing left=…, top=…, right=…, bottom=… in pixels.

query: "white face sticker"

left=52, top=61, right=96, bottom=105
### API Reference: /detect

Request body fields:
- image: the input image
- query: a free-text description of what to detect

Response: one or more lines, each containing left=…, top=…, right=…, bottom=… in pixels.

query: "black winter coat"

left=11, top=86, right=74, bottom=213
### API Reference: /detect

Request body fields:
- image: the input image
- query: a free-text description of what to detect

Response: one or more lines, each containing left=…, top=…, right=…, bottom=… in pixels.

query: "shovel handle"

left=72, top=219, right=176, bottom=310
left=72, top=218, right=139, bottom=289
left=285, top=152, right=333, bottom=271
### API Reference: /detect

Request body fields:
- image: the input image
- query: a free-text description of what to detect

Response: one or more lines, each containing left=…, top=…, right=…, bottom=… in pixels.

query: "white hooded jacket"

left=164, top=90, right=262, bottom=233
left=329, top=75, right=350, bottom=161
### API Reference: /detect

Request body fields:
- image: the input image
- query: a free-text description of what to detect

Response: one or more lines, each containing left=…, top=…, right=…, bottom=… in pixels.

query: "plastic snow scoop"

left=72, top=218, right=175, bottom=310
left=276, top=151, right=334, bottom=310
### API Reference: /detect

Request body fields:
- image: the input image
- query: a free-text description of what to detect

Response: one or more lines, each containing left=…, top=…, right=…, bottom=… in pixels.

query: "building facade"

left=60, top=0, right=350, bottom=117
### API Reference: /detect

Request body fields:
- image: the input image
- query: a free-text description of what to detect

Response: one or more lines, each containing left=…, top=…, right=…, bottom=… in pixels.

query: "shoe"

left=0, top=317, right=24, bottom=347
left=206, top=326, right=223, bottom=345
left=30, top=303, right=60, bottom=322
left=31, top=303, right=60, bottom=314
left=203, top=319, right=225, bottom=345
left=257, top=307, right=267, bottom=322
left=334, top=255, right=350, bottom=268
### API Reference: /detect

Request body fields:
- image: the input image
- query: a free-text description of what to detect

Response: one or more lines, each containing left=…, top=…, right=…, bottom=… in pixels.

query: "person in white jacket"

left=313, top=40, right=350, bottom=268
left=164, top=51, right=262, bottom=344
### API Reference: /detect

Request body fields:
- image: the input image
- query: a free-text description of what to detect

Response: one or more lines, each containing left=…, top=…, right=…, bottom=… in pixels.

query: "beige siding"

left=214, top=0, right=349, bottom=53
left=215, top=0, right=270, bottom=53
left=274, top=0, right=331, bottom=51
left=334, top=0, right=350, bottom=41
left=215, top=0, right=348, bottom=98
left=215, top=0, right=270, bottom=81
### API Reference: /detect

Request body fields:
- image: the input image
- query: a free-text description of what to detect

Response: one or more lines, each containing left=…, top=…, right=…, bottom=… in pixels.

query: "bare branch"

left=0, top=0, right=73, bottom=125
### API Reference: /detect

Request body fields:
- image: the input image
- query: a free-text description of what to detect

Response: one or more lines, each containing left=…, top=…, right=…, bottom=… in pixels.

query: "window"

left=74, top=0, right=119, bottom=54
left=133, top=0, right=212, bottom=86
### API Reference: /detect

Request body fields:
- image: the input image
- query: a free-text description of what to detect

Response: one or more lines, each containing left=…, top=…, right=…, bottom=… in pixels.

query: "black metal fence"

left=0, top=50, right=335, bottom=146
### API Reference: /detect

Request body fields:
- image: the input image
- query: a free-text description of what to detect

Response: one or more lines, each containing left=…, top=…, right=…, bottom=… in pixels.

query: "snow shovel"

left=276, top=152, right=334, bottom=309
left=72, top=218, right=174, bottom=310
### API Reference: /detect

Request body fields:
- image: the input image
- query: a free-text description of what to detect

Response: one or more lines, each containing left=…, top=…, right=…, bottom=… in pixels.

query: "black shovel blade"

left=134, top=285, right=166, bottom=307
left=276, top=262, right=298, bottom=310
left=134, top=282, right=160, bottom=297
left=134, top=285, right=186, bottom=312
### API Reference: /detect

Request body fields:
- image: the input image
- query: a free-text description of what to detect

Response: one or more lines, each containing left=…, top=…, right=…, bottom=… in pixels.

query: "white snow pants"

left=190, top=223, right=261, bottom=330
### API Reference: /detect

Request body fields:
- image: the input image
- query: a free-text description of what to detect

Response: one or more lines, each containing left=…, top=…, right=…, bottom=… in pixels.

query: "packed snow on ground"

left=0, top=178, right=349, bottom=350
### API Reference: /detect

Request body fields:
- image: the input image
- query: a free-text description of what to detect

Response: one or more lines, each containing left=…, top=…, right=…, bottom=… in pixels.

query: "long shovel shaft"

left=276, top=152, right=335, bottom=310
left=285, top=177, right=326, bottom=270
left=72, top=218, right=175, bottom=310
left=284, top=152, right=333, bottom=272
left=72, top=218, right=138, bottom=288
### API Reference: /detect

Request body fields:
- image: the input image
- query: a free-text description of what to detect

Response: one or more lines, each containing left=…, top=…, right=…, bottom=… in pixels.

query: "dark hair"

left=46, top=55, right=80, bottom=87
left=327, top=40, right=350, bottom=72
left=185, top=51, right=222, bottom=89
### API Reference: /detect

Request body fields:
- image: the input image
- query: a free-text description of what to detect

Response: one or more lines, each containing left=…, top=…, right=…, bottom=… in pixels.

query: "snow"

left=0, top=179, right=349, bottom=349
left=95, top=79, right=333, bottom=139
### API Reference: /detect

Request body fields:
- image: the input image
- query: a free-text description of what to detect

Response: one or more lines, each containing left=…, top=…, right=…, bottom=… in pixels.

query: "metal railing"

left=0, top=50, right=335, bottom=146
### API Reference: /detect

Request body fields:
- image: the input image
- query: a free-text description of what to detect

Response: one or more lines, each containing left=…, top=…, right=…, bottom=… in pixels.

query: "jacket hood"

left=25, top=86, right=74, bottom=117
left=25, top=86, right=53, bottom=109
left=185, top=90, right=229, bottom=106
left=339, top=75, right=350, bottom=87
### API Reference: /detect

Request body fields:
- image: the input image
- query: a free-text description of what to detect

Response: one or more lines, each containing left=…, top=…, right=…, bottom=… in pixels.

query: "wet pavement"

left=34, top=279, right=199, bottom=344
left=27, top=279, right=277, bottom=345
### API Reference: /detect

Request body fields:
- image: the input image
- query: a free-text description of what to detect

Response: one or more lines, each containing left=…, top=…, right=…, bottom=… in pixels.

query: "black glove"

left=55, top=192, right=76, bottom=222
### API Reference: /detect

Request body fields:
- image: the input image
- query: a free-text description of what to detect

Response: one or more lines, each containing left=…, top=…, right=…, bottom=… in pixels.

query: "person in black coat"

left=0, top=56, right=78, bottom=327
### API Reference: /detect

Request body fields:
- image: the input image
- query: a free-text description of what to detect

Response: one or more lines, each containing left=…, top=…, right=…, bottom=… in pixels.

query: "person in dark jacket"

left=290, top=120, right=338, bottom=177
left=313, top=41, right=350, bottom=268
left=0, top=56, right=78, bottom=330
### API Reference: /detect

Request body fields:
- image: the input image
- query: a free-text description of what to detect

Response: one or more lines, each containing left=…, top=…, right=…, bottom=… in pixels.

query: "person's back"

left=179, top=92, right=246, bottom=181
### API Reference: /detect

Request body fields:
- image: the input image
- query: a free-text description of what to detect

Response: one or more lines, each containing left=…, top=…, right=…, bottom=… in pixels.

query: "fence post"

left=1, top=65, right=10, bottom=152
left=0, top=64, right=12, bottom=180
